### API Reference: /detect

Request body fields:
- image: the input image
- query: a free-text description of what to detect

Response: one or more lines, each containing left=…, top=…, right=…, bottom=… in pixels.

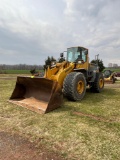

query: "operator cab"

left=67, top=47, right=88, bottom=63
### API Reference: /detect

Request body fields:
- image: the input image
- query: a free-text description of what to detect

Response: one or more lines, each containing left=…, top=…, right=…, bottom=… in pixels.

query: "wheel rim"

left=99, top=79, right=104, bottom=88
left=77, top=81, right=84, bottom=94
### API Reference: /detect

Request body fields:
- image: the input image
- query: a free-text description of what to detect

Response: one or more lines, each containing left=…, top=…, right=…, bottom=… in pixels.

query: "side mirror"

left=60, top=53, right=64, bottom=58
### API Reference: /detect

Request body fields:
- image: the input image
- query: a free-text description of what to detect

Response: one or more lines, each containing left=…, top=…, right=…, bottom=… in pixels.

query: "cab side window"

left=82, top=51, right=87, bottom=62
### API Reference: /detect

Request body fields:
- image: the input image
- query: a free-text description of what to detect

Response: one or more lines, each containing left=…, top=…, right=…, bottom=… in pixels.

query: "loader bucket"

left=9, top=76, right=63, bottom=114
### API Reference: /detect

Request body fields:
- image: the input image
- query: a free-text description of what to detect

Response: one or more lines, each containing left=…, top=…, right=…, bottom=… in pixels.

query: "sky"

left=0, top=0, right=120, bottom=66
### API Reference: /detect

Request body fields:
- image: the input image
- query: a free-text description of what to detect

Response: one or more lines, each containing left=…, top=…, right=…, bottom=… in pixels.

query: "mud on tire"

left=63, top=72, right=86, bottom=101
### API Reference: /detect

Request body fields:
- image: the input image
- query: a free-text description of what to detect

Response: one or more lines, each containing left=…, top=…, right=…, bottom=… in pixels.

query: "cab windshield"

left=67, top=47, right=87, bottom=62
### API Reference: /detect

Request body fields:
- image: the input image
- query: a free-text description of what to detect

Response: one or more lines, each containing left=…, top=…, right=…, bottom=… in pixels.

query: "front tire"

left=111, top=77, right=115, bottom=84
left=63, top=72, right=86, bottom=101
left=90, top=72, right=104, bottom=93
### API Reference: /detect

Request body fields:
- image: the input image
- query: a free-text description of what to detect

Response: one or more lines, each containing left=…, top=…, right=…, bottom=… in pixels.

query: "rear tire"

left=63, top=72, right=86, bottom=101
left=90, top=72, right=104, bottom=93
left=111, top=77, right=115, bottom=84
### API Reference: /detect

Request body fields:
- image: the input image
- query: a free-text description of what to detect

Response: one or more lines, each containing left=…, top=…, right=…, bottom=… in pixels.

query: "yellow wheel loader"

left=9, top=46, right=104, bottom=114
left=103, top=70, right=116, bottom=84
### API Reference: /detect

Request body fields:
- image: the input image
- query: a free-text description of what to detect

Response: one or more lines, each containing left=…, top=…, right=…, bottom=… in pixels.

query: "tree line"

left=0, top=64, right=43, bottom=70
left=44, top=56, right=105, bottom=72
left=0, top=56, right=106, bottom=73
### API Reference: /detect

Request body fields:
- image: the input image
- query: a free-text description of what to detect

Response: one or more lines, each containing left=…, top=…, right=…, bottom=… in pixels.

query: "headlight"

left=51, top=61, right=56, bottom=67
left=78, top=60, right=82, bottom=64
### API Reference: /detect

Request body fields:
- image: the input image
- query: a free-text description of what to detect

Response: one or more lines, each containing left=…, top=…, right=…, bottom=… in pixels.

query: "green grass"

left=104, top=68, right=120, bottom=72
left=5, top=70, right=31, bottom=74
left=0, top=77, right=120, bottom=160
left=0, top=69, right=44, bottom=74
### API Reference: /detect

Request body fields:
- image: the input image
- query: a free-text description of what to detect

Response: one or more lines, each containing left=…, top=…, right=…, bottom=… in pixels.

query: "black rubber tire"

left=63, top=72, right=86, bottom=101
left=90, top=72, right=104, bottom=93
left=111, top=77, right=115, bottom=84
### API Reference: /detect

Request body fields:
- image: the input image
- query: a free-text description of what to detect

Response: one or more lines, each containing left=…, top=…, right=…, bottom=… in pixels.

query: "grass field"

left=0, top=69, right=44, bottom=74
left=0, top=75, right=120, bottom=160
left=104, top=68, right=120, bottom=72
left=0, top=68, right=120, bottom=75
left=0, top=70, right=30, bottom=74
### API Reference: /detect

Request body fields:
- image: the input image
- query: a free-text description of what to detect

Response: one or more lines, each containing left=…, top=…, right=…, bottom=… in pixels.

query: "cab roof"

left=67, top=46, right=88, bottom=51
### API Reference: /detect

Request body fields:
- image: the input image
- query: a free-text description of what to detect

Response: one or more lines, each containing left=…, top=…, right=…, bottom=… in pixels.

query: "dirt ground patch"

left=0, top=131, right=64, bottom=160
left=104, top=82, right=120, bottom=88
left=73, top=111, right=117, bottom=122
